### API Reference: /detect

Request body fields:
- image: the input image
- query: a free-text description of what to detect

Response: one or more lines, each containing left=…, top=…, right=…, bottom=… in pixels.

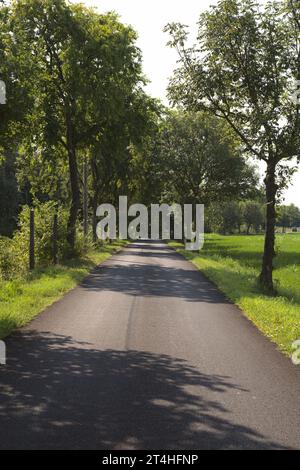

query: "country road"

left=0, top=240, right=300, bottom=450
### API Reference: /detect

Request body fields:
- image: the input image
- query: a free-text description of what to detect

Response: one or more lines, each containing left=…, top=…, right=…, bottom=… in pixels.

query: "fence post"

left=83, top=158, right=88, bottom=239
left=53, top=210, right=58, bottom=264
left=29, top=207, right=35, bottom=270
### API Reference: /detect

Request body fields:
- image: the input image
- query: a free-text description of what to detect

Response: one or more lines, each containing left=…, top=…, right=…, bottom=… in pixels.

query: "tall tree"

left=135, top=111, right=258, bottom=207
left=10, top=0, right=146, bottom=251
left=0, top=1, right=34, bottom=234
left=165, top=0, right=300, bottom=293
left=11, top=0, right=85, bottom=250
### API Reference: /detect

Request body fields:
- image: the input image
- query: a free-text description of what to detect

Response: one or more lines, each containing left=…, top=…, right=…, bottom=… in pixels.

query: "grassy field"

left=170, top=233, right=300, bottom=356
left=0, top=240, right=127, bottom=339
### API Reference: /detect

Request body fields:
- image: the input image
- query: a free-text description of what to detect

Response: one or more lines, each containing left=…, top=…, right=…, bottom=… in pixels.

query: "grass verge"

left=0, top=240, right=127, bottom=339
left=169, top=235, right=300, bottom=356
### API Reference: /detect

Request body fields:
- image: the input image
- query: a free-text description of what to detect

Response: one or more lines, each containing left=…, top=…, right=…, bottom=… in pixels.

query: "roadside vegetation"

left=170, top=233, right=300, bottom=355
left=0, top=240, right=127, bottom=339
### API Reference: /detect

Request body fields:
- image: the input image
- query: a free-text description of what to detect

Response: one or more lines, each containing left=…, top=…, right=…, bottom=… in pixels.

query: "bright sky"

left=73, top=0, right=300, bottom=207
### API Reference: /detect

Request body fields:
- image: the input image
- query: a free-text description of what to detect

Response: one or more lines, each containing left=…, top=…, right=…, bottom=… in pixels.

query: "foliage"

left=165, top=0, right=300, bottom=292
left=242, top=200, right=265, bottom=234
left=15, top=202, right=70, bottom=266
left=0, top=202, right=71, bottom=280
left=277, top=204, right=300, bottom=230
left=0, top=151, right=24, bottom=236
left=205, top=199, right=265, bottom=234
left=130, top=111, right=259, bottom=206
left=2, top=0, right=152, bottom=251
left=0, top=2, right=33, bottom=152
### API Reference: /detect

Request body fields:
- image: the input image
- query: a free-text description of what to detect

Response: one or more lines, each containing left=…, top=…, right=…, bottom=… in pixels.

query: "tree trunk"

left=259, top=159, right=277, bottom=294
left=66, top=112, right=80, bottom=253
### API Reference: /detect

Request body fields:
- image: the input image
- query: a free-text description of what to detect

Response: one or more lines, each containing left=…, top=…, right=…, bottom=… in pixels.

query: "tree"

left=0, top=2, right=35, bottom=236
left=10, top=0, right=85, bottom=250
left=288, top=203, right=300, bottom=227
left=141, top=111, right=258, bottom=207
left=243, top=201, right=264, bottom=234
left=10, top=0, right=146, bottom=251
left=0, top=151, right=25, bottom=236
left=222, top=201, right=244, bottom=234
left=206, top=201, right=243, bottom=234
left=277, top=203, right=300, bottom=231
left=89, top=91, right=159, bottom=240
left=165, top=0, right=300, bottom=293
left=277, top=205, right=291, bottom=232
left=0, top=2, right=32, bottom=150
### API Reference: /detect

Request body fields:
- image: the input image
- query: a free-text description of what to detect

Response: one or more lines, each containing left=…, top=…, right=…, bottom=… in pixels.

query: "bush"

left=12, top=202, right=70, bottom=268
left=0, top=236, right=20, bottom=280
left=0, top=201, right=89, bottom=280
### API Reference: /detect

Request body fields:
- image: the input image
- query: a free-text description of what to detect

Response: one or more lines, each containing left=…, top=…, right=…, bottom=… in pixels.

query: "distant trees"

left=131, top=111, right=258, bottom=207
left=206, top=200, right=265, bottom=235
left=243, top=201, right=265, bottom=235
left=277, top=204, right=300, bottom=232
left=89, top=91, right=159, bottom=241
left=166, top=0, right=300, bottom=293
left=206, top=200, right=300, bottom=235
left=217, top=201, right=244, bottom=234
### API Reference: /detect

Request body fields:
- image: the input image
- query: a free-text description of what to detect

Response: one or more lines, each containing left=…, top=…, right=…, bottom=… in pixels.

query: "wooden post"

left=53, top=211, right=58, bottom=264
left=29, top=208, right=35, bottom=270
left=83, top=158, right=88, bottom=238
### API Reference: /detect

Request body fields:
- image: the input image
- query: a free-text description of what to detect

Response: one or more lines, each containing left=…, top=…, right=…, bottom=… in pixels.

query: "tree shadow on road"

left=0, top=331, right=288, bottom=450
left=81, top=262, right=227, bottom=304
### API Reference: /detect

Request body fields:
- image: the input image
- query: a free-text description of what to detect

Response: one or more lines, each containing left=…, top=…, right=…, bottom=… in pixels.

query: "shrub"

left=0, top=201, right=93, bottom=280
left=0, top=236, right=19, bottom=280
left=12, top=202, right=70, bottom=267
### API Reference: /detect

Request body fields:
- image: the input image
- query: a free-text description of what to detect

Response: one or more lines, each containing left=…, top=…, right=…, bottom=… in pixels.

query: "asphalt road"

left=0, top=240, right=300, bottom=450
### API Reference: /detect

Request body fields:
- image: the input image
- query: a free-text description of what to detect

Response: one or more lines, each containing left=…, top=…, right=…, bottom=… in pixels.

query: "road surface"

left=0, top=241, right=300, bottom=449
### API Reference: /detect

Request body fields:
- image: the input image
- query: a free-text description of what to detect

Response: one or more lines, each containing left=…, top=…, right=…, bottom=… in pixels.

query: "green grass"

left=0, top=240, right=127, bottom=339
left=169, top=233, right=300, bottom=356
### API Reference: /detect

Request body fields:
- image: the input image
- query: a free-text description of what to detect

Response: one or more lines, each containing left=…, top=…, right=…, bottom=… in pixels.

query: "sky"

left=72, top=0, right=300, bottom=207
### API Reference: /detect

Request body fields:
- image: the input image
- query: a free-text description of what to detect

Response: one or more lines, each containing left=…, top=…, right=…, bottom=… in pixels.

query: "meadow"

left=170, top=233, right=300, bottom=355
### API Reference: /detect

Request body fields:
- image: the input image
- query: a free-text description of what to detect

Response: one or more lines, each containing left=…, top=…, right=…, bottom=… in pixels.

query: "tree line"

left=206, top=201, right=300, bottom=235
left=0, top=0, right=160, bottom=252
left=0, top=0, right=299, bottom=295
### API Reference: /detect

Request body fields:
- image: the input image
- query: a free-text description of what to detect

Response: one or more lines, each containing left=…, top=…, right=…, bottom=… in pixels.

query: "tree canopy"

left=1, top=0, right=157, bottom=251
left=165, top=0, right=300, bottom=292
